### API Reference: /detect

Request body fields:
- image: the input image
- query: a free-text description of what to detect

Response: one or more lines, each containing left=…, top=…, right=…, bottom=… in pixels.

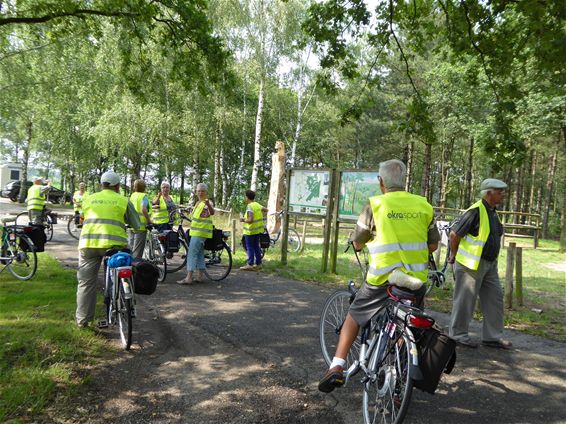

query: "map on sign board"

left=288, top=170, right=329, bottom=215
left=339, top=171, right=381, bottom=219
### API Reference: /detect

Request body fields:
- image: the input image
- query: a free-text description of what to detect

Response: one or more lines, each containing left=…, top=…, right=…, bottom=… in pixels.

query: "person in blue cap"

left=448, top=178, right=512, bottom=349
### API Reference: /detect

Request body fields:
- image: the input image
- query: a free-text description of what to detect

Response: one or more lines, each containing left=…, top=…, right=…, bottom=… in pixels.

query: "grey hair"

left=196, top=183, right=208, bottom=191
left=378, top=159, right=406, bottom=190
left=480, top=189, right=490, bottom=197
left=161, top=181, right=170, bottom=188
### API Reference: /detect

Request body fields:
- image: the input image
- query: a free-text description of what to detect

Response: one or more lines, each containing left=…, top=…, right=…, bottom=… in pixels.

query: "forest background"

left=1, top=0, right=565, bottom=247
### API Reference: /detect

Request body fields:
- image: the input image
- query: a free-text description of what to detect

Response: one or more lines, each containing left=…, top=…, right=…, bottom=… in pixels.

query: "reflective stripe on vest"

left=151, top=196, right=169, bottom=224
left=243, top=202, right=265, bottom=235
left=79, top=190, right=129, bottom=249
left=455, top=200, right=490, bottom=270
left=130, top=192, right=148, bottom=231
left=366, top=192, right=433, bottom=286
left=27, top=185, right=46, bottom=211
left=189, top=201, right=213, bottom=238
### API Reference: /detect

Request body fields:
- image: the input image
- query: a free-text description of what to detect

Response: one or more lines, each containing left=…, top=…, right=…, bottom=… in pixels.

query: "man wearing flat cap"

left=447, top=178, right=512, bottom=349
left=26, top=176, right=52, bottom=224
left=76, top=171, right=141, bottom=328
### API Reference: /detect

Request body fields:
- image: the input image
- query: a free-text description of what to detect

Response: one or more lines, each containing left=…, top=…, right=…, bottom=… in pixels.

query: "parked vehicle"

left=1, top=181, right=71, bottom=204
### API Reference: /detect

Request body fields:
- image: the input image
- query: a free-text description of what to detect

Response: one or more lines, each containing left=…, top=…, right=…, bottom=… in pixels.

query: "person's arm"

left=152, top=192, right=161, bottom=206
left=427, top=219, right=441, bottom=253
left=352, top=202, right=374, bottom=251
left=447, top=231, right=461, bottom=264
left=141, top=196, right=152, bottom=224
left=205, top=199, right=215, bottom=215
left=244, top=210, right=254, bottom=224
left=447, top=209, right=478, bottom=263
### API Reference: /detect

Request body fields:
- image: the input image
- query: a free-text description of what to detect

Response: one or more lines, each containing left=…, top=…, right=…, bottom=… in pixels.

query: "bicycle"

left=320, top=281, right=438, bottom=424
left=0, top=222, right=38, bottom=280
left=167, top=207, right=233, bottom=281
left=241, top=210, right=302, bottom=257
left=143, top=224, right=167, bottom=283
left=425, top=223, right=454, bottom=296
left=67, top=213, right=83, bottom=240
left=15, top=206, right=55, bottom=242
left=101, top=248, right=136, bottom=350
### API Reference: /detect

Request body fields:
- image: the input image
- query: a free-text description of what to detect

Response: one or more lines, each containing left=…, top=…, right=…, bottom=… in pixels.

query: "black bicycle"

left=15, top=207, right=55, bottom=242
left=166, top=207, right=233, bottom=281
left=0, top=223, right=38, bottom=280
left=426, top=223, right=454, bottom=296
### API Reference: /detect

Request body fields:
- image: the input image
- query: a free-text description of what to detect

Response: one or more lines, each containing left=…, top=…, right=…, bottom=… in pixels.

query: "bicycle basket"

left=413, top=325, right=457, bottom=394
left=132, top=259, right=159, bottom=295
left=204, top=228, right=224, bottom=251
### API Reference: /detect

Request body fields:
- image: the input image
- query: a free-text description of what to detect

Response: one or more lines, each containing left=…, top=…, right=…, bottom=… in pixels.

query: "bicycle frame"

left=105, top=263, right=136, bottom=325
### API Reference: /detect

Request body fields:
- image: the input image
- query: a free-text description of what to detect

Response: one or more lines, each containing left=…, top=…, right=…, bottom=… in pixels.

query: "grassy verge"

left=0, top=253, right=109, bottom=423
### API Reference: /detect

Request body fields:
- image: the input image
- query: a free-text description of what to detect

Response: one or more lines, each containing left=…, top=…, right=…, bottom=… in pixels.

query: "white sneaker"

left=240, top=264, right=254, bottom=271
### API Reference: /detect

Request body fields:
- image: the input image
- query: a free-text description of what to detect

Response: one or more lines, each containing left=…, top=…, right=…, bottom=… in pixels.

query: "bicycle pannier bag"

left=163, top=230, right=180, bottom=253
left=132, top=259, right=159, bottom=295
left=259, top=230, right=270, bottom=249
left=48, top=212, right=58, bottom=224
left=204, top=228, right=224, bottom=251
left=26, top=224, right=47, bottom=252
left=414, top=326, right=457, bottom=394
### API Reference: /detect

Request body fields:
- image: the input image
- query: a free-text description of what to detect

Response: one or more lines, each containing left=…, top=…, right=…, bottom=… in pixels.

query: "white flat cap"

left=100, top=171, right=121, bottom=186
left=480, top=178, right=508, bottom=190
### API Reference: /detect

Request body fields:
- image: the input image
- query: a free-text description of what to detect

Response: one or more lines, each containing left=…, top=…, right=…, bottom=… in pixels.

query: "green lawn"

left=0, top=254, right=109, bottom=423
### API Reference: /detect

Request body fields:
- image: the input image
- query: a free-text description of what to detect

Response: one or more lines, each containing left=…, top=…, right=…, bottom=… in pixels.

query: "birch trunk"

left=267, top=141, right=286, bottom=234
left=213, top=130, right=220, bottom=204
left=250, top=77, right=264, bottom=191
left=463, top=137, right=474, bottom=207
left=18, top=119, right=32, bottom=203
left=404, top=142, right=414, bottom=191
left=420, top=142, right=432, bottom=201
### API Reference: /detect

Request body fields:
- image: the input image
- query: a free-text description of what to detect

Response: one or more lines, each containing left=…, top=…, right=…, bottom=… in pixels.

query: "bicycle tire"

left=203, top=241, right=232, bottom=281
left=287, top=228, right=302, bottom=253
left=67, top=217, right=81, bottom=240
left=154, top=242, right=167, bottom=282
left=45, top=215, right=53, bottom=242
left=319, top=290, right=361, bottom=368
left=6, top=234, right=38, bottom=280
left=363, top=320, right=414, bottom=424
left=15, top=212, right=28, bottom=226
left=166, top=238, right=188, bottom=273
left=117, top=292, right=133, bottom=350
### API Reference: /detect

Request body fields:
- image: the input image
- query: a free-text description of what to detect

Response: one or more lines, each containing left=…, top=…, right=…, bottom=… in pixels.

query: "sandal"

left=176, top=278, right=193, bottom=285
left=482, top=339, right=513, bottom=350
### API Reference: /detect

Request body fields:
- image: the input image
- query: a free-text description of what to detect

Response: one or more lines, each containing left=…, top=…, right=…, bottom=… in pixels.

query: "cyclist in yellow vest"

left=72, top=182, right=89, bottom=226
left=76, top=171, right=141, bottom=328
left=447, top=178, right=512, bottom=350
left=129, top=179, right=152, bottom=258
left=26, top=176, right=51, bottom=224
left=177, top=182, right=215, bottom=285
left=240, top=190, right=269, bottom=271
left=151, top=181, right=176, bottom=232
left=319, top=159, right=440, bottom=393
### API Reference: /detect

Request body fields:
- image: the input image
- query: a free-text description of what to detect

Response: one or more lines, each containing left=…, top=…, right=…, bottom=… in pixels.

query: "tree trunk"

left=220, top=143, right=227, bottom=208
left=239, top=74, right=247, bottom=183
left=267, top=141, right=286, bottom=235
left=463, top=137, right=474, bottom=207
left=420, top=142, right=432, bottom=201
left=290, top=83, right=302, bottom=168
left=404, top=141, right=414, bottom=191
left=180, top=171, right=185, bottom=205
left=438, top=140, right=452, bottom=209
left=213, top=131, right=220, bottom=204
left=18, top=119, right=32, bottom=203
left=528, top=149, right=537, bottom=212
left=560, top=126, right=566, bottom=251
left=542, top=136, right=559, bottom=238
left=250, top=78, right=264, bottom=191
left=514, top=164, right=524, bottom=219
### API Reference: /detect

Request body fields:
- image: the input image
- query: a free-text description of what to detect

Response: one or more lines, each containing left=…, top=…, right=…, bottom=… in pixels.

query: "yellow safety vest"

left=26, top=184, right=46, bottom=211
left=243, top=202, right=265, bottom=235
left=366, top=192, right=433, bottom=286
left=189, top=201, right=213, bottom=238
left=455, top=200, right=490, bottom=270
left=79, top=189, right=128, bottom=249
left=130, top=192, right=148, bottom=231
left=73, top=190, right=88, bottom=213
left=151, top=196, right=169, bottom=224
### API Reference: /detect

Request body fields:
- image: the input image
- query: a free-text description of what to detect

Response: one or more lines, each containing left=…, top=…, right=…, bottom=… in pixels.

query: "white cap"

left=100, top=171, right=120, bottom=186
left=32, top=176, right=44, bottom=183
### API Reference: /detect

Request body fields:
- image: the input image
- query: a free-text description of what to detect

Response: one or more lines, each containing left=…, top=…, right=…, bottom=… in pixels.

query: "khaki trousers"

left=129, top=230, right=147, bottom=259
left=76, top=248, right=108, bottom=326
left=449, top=258, right=504, bottom=342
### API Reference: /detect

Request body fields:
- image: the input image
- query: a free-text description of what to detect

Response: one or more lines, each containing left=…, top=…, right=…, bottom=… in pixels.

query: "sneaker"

left=455, top=338, right=479, bottom=348
left=253, top=264, right=262, bottom=271
left=176, top=278, right=192, bottom=285
left=482, top=339, right=512, bottom=350
left=240, top=264, right=255, bottom=271
left=318, top=365, right=345, bottom=393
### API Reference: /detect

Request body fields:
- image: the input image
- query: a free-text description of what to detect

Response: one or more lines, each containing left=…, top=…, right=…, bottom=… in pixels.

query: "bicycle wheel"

left=152, top=242, right=167, bottom=282
left=287, top=228, right=302, bottom=253
left=7, top=234, right=38, bottom=280
left=363, top=322, right=414, bottom=424
left=45, top=216, right=53, bottom=241
left=117, top=291, right=133, bottom=350
left=319, top=290, right=361, bottom=368
left=166, top=238, right=188, bottom=273
left=15, top=212, right=29, bottom=226
left=203, top=242, right=232, bottom=281
left=67, top=217, right=81, bottom=240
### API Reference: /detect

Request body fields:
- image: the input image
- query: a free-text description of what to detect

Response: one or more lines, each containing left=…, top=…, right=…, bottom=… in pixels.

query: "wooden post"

left=329, top=171, right=342, bottom=274
left=267, top=141, right=286, bottom=235
left=300, top=220, right=307, bottom=253
left=293, top=215, right=297, bottom=229
left=321, top=169, right=336, bottom=273
left=281, top=171, right=292, bottom=265
left=231, top=219, right=237, bottom=254
left=505, top=242, right=516, bottom=309
left=515, top=247, right=523, bottom=306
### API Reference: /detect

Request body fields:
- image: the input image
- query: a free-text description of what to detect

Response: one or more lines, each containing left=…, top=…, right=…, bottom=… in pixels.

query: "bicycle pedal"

left=97, top=320, right=109, bottom=328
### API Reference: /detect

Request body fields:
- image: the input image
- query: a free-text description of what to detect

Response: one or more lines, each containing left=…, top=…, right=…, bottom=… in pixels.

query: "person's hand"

left=447, top=255, right=455, bottom=264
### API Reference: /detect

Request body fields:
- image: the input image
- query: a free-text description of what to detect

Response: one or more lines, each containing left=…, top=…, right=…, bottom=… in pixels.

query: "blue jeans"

left=244, top=234, right=262, bottom=266
left=187, top=236, right=206, bottom=272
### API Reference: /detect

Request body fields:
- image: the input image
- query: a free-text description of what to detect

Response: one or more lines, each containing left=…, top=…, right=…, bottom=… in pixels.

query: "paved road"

left=5, top=198, right=564, bottom=423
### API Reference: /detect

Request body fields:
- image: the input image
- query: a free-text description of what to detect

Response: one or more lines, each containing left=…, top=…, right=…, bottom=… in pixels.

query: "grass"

left=0, top=253, right=109, bottom=423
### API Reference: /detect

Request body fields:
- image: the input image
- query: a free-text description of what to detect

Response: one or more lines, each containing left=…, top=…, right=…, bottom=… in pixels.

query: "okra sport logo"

left=387, top=211, right=424, bottom=220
